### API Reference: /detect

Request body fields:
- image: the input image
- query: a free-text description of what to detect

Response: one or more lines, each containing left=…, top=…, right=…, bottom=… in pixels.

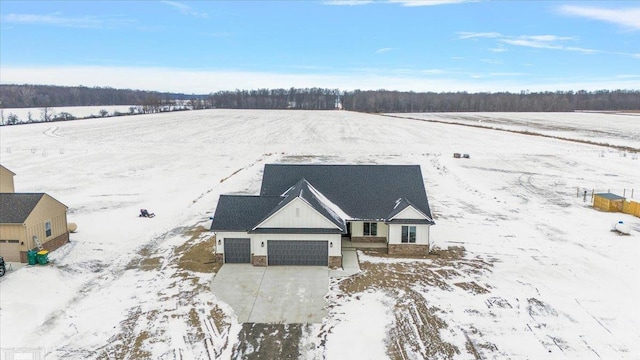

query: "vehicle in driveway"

left=0, top=256, right=6, bottom=277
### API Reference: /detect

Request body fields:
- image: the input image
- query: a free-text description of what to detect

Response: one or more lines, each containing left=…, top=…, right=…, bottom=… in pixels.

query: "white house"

left=210, top=164, right=435, bottom=268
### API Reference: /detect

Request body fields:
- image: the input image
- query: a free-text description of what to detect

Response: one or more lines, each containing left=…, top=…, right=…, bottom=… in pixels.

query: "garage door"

left=267, top=240, right=328, bottom=266
left=0, top=240, right=21, bottom=262
left=224, top=238, right=251, bottom=263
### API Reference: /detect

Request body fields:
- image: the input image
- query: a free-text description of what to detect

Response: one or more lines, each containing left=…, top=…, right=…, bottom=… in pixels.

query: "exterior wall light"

left=261, top=241, right=265, bottom=247
left=218, top=239, right=221, bottom=245
left=330, top=242, right=333, bottom=248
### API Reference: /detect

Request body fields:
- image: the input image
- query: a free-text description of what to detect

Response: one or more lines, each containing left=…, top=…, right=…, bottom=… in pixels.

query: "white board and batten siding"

left=392, top=206, right=428, bottom=220
left=387, top=205, right=432, bottom=246
left=350, top=221, right=388, bottom=237
left=255, top=197, right=339, bottom=229
left=388, top=224, right=431, bottom=246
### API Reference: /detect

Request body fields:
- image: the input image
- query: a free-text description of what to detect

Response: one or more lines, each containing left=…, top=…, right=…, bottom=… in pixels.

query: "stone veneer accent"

left=350, top=236, right=387, bottom=243
left=329, top=256, right=342, bottom=269
left=19, top=232, right=70, bottom=263
left=388, top=244, right=430, bottom=256
left=252, top=255, right=267, bottom=266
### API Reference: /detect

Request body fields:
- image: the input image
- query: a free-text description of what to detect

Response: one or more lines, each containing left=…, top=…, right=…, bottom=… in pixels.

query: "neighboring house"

left=0, top=164, right=70, bottom=263
left=210, top=164, right=435, bottom=268
left=0, top=164, right=16, bottom=193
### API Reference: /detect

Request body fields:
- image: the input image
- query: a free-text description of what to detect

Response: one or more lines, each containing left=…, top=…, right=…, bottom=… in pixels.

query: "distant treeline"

left=2, top=84, right=639, bottom=112
left=0, top=84, right=197, bottom=108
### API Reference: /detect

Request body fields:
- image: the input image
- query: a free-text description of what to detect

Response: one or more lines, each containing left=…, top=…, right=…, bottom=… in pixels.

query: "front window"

left=363, top=222, right=377, bottom=236
left=45, top=221, right=52, bottom=237
left=401, top=226, right=416, bottom=243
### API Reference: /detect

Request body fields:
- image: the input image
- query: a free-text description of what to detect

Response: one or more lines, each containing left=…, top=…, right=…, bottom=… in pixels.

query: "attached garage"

left=267, top=240, right=328, bottom=266
left=0, top=240, right=20, bottom=262
left=224, top=238, right=251, bottom=263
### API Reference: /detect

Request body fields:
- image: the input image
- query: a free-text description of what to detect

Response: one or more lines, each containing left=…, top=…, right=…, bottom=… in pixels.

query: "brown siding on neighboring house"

left=24, top=194, right=68, bottom=249
left=0, top=165, right=15, bottom=193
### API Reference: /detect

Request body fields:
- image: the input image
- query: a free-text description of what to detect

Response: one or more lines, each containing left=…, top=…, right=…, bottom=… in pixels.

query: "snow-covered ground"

left=0, top=110, right=638, bottom=358
left=389, top=112, right=640, bottom=150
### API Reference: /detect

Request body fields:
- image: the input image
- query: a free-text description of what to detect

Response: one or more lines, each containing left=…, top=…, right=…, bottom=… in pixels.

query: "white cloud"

left=375, top=48, right=393, bottom=54
left=558, top=5, right=640, bottom=31
left=1, top=13, right=132, bottom=28
left=457, top=31, right=502, bottom=39
left=2, top=65, right=638, bottom=93
left=161, top=1, right=208, bottom=18
left=458, top=32, right=603, bottom=55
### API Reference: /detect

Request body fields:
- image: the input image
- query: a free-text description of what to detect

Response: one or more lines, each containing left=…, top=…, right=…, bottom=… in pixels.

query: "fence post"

left=577, top=187, right=579, bottom=197
left=591, top=189, right=594, bottom=202
left=623, top=189, right=626, bottom=197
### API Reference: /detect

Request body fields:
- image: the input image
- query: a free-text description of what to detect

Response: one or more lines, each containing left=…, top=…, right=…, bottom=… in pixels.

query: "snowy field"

left=388, top=112, right=640, bottom=150
left=0, top=109, right=639, bottom=359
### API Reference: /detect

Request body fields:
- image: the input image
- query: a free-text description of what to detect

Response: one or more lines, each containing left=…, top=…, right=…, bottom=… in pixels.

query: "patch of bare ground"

left=96, top=225, right=231, bottom=359
left=333, top=246, right=496, bottom=360
left=233, top=323, right=308, bottom=359
left=175, top=226, right=220, bottom=274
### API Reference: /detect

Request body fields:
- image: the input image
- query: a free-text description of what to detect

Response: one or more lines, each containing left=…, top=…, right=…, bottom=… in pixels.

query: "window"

left=45, top=221, right=52, bottom=237
left=401, top=226, right=416, bottom=243
left=363, top=222, right=377, bottom=236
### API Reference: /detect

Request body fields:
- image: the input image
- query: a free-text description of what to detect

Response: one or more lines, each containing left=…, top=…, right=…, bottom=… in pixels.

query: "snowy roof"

left=0, top=193, right=44, bottom=224
left=260, top=164, right=433, bottom=221
left=253, top=178, right=347, bottom=232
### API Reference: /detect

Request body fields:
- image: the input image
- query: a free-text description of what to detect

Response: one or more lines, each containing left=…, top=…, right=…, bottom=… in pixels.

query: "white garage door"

left=0, top=240, right=21, bottom=262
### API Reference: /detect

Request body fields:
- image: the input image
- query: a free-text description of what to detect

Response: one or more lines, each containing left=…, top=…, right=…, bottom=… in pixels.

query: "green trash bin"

left=27, top=250, right=37, bottom=265
left=37, top=250, right=49, bottom=265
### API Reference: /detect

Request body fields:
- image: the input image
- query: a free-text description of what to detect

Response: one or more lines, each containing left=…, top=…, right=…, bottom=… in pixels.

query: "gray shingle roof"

left=0, top=193, right=44, bottom=224
left=211, top=164, right=436, bottom=232
left=210, top=195, right=283, bottom=231
left=260, top=164, right=434, bottom=222
left=254, top=178, right=346, bottom=232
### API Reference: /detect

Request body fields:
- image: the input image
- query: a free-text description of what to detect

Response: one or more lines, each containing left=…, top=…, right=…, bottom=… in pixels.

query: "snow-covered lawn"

left=0, top=110, right=638, bottom=359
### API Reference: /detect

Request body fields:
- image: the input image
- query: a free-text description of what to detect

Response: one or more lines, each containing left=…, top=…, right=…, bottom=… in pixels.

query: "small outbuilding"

left=593, top=193, right=625, bottom=212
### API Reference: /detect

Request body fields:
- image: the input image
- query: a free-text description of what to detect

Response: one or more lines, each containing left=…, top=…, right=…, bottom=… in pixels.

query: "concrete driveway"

left=211, top=265, right=329, bottom=323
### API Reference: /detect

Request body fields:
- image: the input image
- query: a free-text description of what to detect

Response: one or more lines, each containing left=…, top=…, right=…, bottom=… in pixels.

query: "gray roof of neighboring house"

left=260, top=164, right=434, bottom=222
left=0, top=193, right=44, bottom=224
left=210, top=195, right=283, bottom=231
left=595, top=193, right=625, bottom=201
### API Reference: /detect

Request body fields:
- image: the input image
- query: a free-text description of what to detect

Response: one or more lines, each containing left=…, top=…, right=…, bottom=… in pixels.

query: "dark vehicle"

left=139, top=209, right=155, bottom=218
left=0, top=256, right=6, bottom=277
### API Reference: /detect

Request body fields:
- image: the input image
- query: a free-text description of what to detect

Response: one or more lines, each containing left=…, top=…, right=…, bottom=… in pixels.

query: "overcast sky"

left=1, top=0, right=639, bottom=93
